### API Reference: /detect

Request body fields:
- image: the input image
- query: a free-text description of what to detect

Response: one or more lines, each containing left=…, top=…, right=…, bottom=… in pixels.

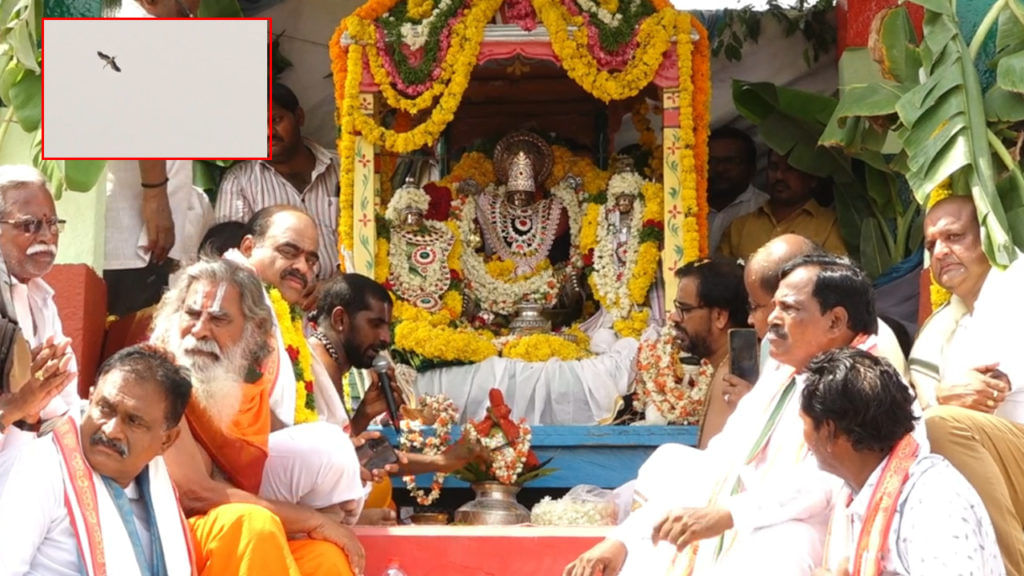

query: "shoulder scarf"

left=669, top=333, right=880, bottom=576
left=851, top=434, right=920, bottom=576
left=51, top=416, right=195, bottom=576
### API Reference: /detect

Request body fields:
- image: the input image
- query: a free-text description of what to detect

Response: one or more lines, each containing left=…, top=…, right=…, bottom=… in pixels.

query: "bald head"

left=744, top=234, right=823, bottom=339
left=240, top=206, right=320, bottom=305
left=747, top=234, right=823, bottom=296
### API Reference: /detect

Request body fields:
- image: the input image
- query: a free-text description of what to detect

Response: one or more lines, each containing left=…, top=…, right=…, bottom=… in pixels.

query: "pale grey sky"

left=42, top=18, right=268, bottom=159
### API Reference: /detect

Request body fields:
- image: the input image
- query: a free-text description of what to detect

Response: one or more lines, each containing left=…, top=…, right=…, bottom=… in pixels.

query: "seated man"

left=0, top=165, right=79, bottom=453
left=803, top=348, right=1003, bottom=575
left=308, top=273, right=487, bottom=518
left=566, top=254, right=882, bottom=576
left=718, top=151, right=846, bottom=260
left=0, top=345, right=194, bottom=576
left=216, top=83, right=340, bottom=282
left=150, top=259, right=364, bottom=575
left=621, top=260, right=748, bottom=446
left=910, top=195, right=1024, bottom=576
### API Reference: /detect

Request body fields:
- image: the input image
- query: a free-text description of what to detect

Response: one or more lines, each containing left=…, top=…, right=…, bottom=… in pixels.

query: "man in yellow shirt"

left=718, top=151, right=847, bottom=259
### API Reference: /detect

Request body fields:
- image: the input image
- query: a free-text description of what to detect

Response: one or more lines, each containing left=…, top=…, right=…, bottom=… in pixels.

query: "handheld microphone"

left=371, top=352, right=401, bottom=433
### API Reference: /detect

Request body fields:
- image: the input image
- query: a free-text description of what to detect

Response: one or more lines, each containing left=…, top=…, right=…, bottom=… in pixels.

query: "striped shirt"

left=215, top=139, right=340, bottom=278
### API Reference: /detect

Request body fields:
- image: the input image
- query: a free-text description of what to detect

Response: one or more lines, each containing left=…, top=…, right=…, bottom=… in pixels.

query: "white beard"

left=175, top=334, right=248, bottom=431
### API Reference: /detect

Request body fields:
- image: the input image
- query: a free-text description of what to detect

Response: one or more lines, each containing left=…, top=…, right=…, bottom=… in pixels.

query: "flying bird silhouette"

left=97, top=51, right=121, bottom=72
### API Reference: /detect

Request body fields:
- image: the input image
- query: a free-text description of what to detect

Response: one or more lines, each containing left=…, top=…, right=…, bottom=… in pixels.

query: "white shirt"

left=104, top=160, right=210, bottom=270
left=941, top=256, right=1024, bottom=422
left=0, top=434, right=85, bottom=575
left=0, top=277, right=80, bottom=453
left=708, top=185, right=768, bottom=255
left=611, top=360, right=836, bottom=572
left=826, top=453, right=1004, bottom=575
left=215, top=139, right=340, bottom=279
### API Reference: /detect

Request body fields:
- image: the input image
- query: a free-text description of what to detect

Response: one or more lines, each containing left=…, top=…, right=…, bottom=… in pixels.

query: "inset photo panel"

left=42, top=17, right=270, bottom=160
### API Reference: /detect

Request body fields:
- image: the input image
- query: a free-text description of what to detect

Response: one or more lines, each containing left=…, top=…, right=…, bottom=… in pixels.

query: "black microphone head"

left=372, top=352, right=390, bottom=374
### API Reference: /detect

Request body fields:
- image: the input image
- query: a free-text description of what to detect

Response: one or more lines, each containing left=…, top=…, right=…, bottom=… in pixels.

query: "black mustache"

left=281, top=269, right=308, bottom=290
left=90, top=431, right=128, bottom=459
left=768, top=325, right=788, bottom=341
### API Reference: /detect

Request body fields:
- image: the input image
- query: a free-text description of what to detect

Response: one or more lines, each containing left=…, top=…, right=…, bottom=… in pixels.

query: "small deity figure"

left=385, top=178, right=455, bottom=312
left=605, top=157, right=643, bottom=272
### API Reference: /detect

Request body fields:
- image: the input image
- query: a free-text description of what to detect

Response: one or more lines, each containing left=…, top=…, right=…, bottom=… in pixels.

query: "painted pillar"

left=351, top=92, right=377, bottom=278
left=661, top=88, right=682, bottom=316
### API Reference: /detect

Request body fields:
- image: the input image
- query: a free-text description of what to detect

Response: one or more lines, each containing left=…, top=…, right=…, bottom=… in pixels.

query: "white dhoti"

left=259, top=422, right=365, bottom=511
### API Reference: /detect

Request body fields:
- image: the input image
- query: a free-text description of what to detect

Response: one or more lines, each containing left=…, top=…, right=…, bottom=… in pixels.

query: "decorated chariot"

left=329, top=0, right=711, bottom=430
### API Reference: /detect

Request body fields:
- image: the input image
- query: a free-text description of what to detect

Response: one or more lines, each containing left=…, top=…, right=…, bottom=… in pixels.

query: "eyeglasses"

left=673, top=301, right=706, bottom=317
left=0, top=217, right=66, bottom=235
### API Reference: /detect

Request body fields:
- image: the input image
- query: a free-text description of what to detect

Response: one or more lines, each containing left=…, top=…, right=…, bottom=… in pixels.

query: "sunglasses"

left=0, top=217, right=66, bottom=235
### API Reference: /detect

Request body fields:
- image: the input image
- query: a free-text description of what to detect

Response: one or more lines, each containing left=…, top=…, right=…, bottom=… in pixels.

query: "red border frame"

left=40, top=17, right=273, bottom=161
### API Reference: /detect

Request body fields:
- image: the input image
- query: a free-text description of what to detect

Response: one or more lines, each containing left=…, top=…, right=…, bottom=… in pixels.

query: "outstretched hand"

left=652, top=506, right=733, bottom=551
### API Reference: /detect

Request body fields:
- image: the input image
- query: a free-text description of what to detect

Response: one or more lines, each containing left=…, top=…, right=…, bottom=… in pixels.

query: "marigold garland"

left=267, top=287, right=318, bottom=424
left=926, top=179, right=954, bottom=311
left=676, top=12, right=700, bottom=264
left=532, top=0, right=676, bottom=103
left=691, top=16, right=711, bottom=258
left=502, top=332, right=590, bottom=362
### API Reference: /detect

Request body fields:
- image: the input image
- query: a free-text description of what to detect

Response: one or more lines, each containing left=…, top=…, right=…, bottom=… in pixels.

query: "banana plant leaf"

left=891, top=4, right=1015, bottom=266
left=859, top=217, right=895, bottom=280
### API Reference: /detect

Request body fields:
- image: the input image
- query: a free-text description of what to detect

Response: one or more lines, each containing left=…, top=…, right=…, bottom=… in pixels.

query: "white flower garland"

left=633, top=325, right=713, bottom=425
left=385, top=182, right=431, bottom=223
left=460, top=418, right=533, bottom=485
left=399, top=394, right=458, bottom=505
left=458, top=196, right=560, bottom=315
left=575, top=0, right=630, bottom=27
left=387, top=221, right=455, bottom=312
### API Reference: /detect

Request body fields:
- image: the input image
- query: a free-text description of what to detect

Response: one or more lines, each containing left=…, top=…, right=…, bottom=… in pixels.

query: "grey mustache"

left=90, top=431, right=128, bottom=459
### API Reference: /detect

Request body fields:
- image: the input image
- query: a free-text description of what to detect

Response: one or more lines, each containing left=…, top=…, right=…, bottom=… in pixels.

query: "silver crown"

left=506, top=151, right=536, bottom=193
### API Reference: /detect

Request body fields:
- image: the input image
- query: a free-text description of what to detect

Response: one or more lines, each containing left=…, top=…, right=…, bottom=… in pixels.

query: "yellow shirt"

left=717, top=198, right=848, bottom=259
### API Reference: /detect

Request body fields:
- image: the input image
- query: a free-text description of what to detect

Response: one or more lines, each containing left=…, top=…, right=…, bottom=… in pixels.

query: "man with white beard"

left=150, top=258, right=367, bottom=576
left=0, top=165, right=78, bottom=455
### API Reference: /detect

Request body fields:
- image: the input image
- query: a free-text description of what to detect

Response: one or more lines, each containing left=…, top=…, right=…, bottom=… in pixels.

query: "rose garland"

left=267, top=287, right=318, bottom=424
left=632, top=325, right=711, bottom=424
left=399, top=394, right=458, bottom=505
left=346, top=0, right=503, bottom=153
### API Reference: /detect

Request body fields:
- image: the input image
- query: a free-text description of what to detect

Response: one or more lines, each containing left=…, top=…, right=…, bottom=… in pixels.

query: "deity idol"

left=385, top=178, right=456, bottom=312
left=474, top=132, right=571, bottom=277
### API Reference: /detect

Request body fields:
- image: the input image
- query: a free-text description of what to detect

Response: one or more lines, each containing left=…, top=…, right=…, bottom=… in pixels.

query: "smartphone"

left=357, top=436, right=399, bottom=471
left=729, top=328, right=760, bottom=384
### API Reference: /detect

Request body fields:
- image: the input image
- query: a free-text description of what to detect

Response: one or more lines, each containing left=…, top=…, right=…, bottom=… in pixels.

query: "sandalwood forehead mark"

left=210, top=281, right=228, bottom=313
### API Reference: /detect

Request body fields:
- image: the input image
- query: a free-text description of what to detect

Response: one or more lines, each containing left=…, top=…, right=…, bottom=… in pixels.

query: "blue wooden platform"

left=379, top=425, right=698, bottom=489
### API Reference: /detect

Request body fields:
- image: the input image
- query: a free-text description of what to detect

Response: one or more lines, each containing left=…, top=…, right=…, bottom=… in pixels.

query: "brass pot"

left=454, top=481, right=531, bottom=525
